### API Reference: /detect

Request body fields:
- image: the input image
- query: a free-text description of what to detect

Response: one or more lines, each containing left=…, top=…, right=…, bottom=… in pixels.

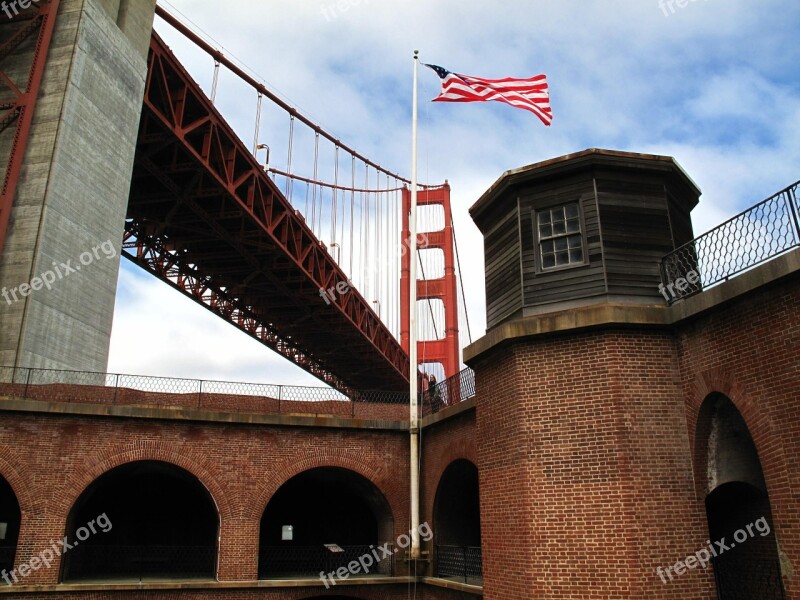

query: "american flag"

left=424, top=64, right=552, bottom=126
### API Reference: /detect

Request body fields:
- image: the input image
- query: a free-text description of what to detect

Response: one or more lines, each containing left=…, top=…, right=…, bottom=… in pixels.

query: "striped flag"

left=424, top=64, right=552, bottom=126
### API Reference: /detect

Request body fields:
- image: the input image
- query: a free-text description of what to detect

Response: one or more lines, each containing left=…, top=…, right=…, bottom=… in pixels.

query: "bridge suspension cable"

left=154, top=3, right=469, bottom=381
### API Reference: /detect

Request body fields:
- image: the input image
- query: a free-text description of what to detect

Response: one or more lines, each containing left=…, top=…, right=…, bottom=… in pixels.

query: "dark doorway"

left=61, top=461, right=218, bottom=582
left=433, top=459, right=481, bottom=583
left=0, top=476, right=20, bottom=576
left=699, top=395, right=785, bottom=599
left=259, top=467, right=393, bottom=579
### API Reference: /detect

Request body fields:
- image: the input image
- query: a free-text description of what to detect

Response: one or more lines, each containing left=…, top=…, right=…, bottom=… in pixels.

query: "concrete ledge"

left=464, top=303, right=670, bottom=363
left=465, top=248, right=800, bottom=364
left=0, top=576, right=418, bottom=593
left=0, top=397, right=409, bottom=431
left=421, top=397, right=476, bottom=429
left=420, top=576, right=484, bottom=595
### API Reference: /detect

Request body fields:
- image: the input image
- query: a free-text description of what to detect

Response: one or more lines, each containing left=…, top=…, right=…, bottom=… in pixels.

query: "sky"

left=107, top=0, right=800, bottom=386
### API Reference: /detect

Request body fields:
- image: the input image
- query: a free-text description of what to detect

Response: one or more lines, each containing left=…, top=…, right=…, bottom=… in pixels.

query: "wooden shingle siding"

left=595, top=176, right=674, bottom=297
left=484, top=206, right=522, bottom=328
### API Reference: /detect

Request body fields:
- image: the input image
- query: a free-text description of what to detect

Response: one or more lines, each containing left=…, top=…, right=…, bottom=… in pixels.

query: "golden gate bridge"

left=117, top=5, right=471, bottom=394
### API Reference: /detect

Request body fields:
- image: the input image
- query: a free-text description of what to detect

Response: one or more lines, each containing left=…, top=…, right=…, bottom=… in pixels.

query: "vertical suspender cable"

left=350, top=155, right=355, bottom=277
left=312, top=132, right=320, bottom=235
left=210, top=59, right=220, bottom=103
left=332, top=146, right=339, bottom=249
left=286, top=115, right=295, bottom=201
left=252, top=93, right=263, bottom=156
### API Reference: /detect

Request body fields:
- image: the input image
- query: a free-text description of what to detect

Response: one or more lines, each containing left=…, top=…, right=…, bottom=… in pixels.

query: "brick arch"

left=248, top=450, right=397, bottom=523
left=0, top=454, right=32, bottom=514
left=425, top=442, right=477, bottom=523
left=53, top=445, right=231, bottom=525
left=687, top=368, right=789, bottom=502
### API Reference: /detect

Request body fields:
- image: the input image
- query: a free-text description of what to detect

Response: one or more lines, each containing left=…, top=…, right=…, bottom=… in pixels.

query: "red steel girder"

left=0, top=0, right=60, bottom=253
left=125, top=33, right=408, bottom=392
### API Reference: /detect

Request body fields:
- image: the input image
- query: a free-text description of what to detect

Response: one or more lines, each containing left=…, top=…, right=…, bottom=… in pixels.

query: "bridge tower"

left=0, top=0, right=157, bottom=370
left=400, top=184, right=461, bottom=381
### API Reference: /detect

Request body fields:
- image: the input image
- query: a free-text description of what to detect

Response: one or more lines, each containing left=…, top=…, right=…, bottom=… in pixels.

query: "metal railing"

left=0, top=365, right=476, bottom=417
left=712, top=556, right=785, bottom=599
left=0, top=546, right=15, bottom=574
left=62, top=545, right=216, bottom=582
left=660, top=180, right=800, bottom=304
left=259, top=544, right=393, bottom=579
left=422, top=367, right=476, bottom=417
left=435, top=545, right=482, bottom=584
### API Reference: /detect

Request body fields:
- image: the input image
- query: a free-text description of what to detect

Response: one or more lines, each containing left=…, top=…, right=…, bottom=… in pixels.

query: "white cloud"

left=107, top=0, right=800, bottom=383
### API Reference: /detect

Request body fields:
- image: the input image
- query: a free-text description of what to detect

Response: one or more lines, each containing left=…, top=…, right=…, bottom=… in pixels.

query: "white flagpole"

left=409, top=49, right=421, bottom=561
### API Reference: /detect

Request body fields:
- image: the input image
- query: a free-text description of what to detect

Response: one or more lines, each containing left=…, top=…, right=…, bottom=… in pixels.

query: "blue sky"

left=108, top=0, right=800, bottom=385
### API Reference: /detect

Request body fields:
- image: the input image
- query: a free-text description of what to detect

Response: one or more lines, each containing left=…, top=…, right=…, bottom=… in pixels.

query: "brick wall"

left=422, top=408, right=478, bottom=571
left=0, top=413, right=410, bottom=585
left=678, top=275, right=800, bottom=599
left=473, top=331, right=713, bottom=599
left=470, top=272, right=800, bottom=599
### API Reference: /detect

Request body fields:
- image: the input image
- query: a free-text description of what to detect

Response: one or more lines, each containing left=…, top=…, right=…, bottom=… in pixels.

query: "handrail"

left=659, top=180, right=800, bottom=303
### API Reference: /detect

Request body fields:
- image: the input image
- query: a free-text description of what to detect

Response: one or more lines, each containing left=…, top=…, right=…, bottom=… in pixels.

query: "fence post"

left=277, top=385, right=282, bottom=414
left=112, top=374, right=119, bottom=404
left=198, top=380, right=203, bottom=409
left=23, top=367, right=31, bottom=400
left=463, top=546, right=467, bottom=583
left=787, top=187, right=800, bottom=246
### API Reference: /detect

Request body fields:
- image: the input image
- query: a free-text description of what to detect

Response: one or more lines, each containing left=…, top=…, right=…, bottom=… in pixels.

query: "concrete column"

left=0, top=0, right=156, bottom=370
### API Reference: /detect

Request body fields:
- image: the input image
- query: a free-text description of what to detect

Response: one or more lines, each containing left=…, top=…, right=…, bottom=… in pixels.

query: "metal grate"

left=63, top=545, right=216, bottom=582
left=435, top=545, right=482, bottom=584
left=660, top=180, right=800, bottom=304
left=259, top=544, right=394, bottom=579
left=712, top=556, right=785, bottom=599
left=0, top=546, right=15, bottom=574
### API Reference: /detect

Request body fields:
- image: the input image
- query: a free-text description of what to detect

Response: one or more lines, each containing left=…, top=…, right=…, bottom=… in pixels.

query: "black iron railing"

left=0, top=546, right=15, bottom=574
left=62, top=545, right=216, bottom=581
left=422, top=367, right=476, bottom=416
left=660, top=180, right=800, bottom=304
left=259, top=544, right=393, bottom=579
left=712, top=556, right=785, bottom=599
left=435, top=544, right=482, bottom=584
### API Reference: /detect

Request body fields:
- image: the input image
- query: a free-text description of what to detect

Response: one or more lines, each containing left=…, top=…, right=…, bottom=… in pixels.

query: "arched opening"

left=0, top=476, right=21, bottom=576
left=433, top=459, right=481, bottom=583
left=61, top=461, right=218, bottom=582
left=259, top=467, right=394, bottom=579
left=698, top=394, right=785, bottom=598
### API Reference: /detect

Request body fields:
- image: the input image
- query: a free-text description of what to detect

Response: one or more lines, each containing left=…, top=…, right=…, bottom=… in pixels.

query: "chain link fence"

left=0, top=365, right=476, bottom=418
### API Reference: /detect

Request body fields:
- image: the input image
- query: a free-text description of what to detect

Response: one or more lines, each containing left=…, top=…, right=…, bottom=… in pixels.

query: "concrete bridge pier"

left=0, top=0, right=156, bottom=370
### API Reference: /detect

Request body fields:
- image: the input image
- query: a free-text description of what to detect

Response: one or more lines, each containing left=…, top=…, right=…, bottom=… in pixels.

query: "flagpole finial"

left=414, top=50, right=419, bottom=59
